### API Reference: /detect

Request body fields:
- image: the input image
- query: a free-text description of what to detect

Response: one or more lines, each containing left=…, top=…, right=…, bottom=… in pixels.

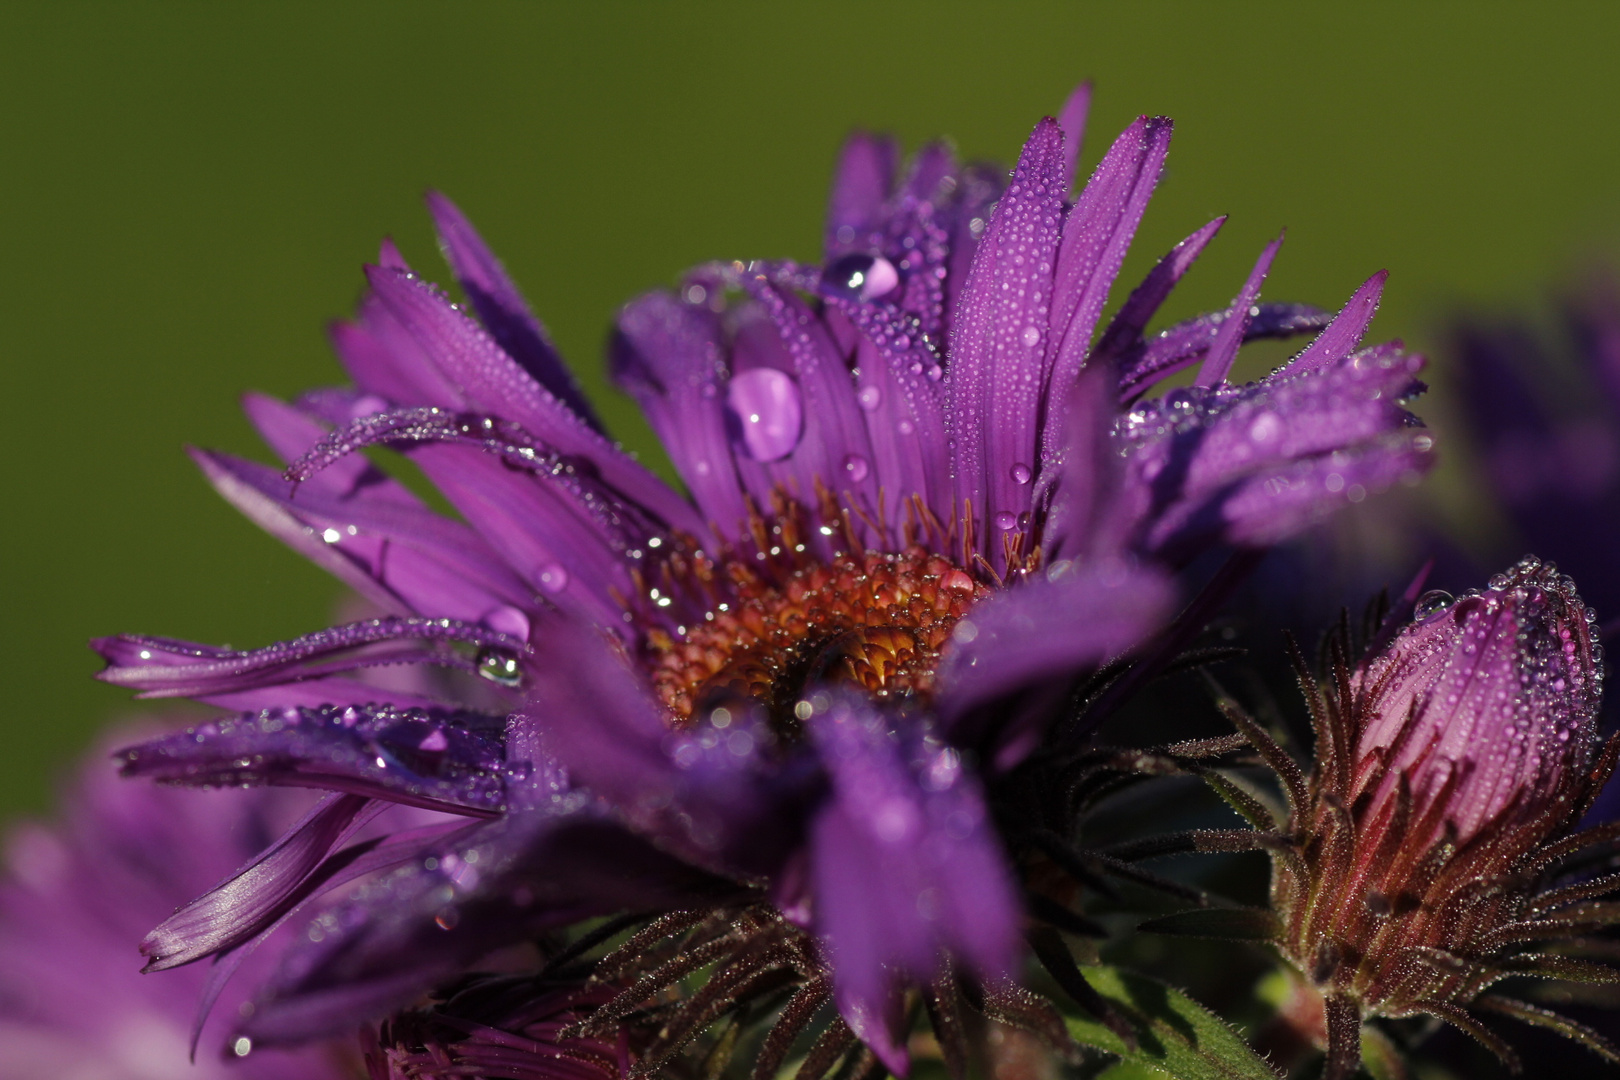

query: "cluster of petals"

left=96, top=86, right=1433, bottom=1067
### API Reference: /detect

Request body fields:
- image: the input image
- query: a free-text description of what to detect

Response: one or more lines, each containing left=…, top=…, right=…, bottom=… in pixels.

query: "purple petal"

left=524, top=619, right=807, bottom=876
left=346, top=265, right=705, bottom=540
left=93, top=617, right=525, bottom=699
left=194, top=446, right=533, bottom=629
left=937, top=557, right=1175, bottom=723
left=825, top=133, right=898, bottom=256
left=136, top=793, right=380, bottom=971
left=946, top=118, right=1067, bottom=563
left=239, top=808, right=743, bottom=1044
left=1116, top=301, right=1330, bottom=402
left=820, top=295, right=951, bottom=526
left=804, top=695, right=1020, bottom=1074
left=612, top=290, right=754, bottom=534
left=118, top=703, right=509, bottom=815
left=426, top=191, right=602, bottom=430
left=1122, top=347, right=1434, bottom=556
left=1057, top=82, right=1093, bottom=186
left=1280, top=270, right=1388, bottom=375
left=738, top=273, right=880, bottom=533
left=1194, top=234, right=1283, bottom=387
left=1041, top=365, right=1132, bottom=564
left=1044, top=116, right=1173, bottom=457
left=1093, top=216, right=1226, bottom=374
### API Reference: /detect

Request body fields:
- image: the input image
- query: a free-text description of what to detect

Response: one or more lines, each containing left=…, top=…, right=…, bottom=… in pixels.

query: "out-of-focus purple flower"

left=0, top=725, right=356, bottom=1079
left=95, top=86, right=1433, bottom=1071
left=1197, top=558, right=1620, bottom=1078
left=1453, top=271, right=1620, bottom=619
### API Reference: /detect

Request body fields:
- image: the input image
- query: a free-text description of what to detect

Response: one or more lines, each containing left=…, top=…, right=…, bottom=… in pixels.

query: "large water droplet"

left=857, top=385, right=882, bottom=411
left=1414, top=590, right=1454, bottom=619
left=536, top=563, right=569, bottom=594
left=1010, top=463, right=1032, bottom=485
left=995, top=511, right=1017, bottom=531
left=842, top=454, right=870, bottom=482
left=726, top=368, right=804, bottom=462
left=1021, top=325, right=1041, bottom=347
left=822, top=253, right=901, bottom=303
left=477, top=648, right=522, bottom=687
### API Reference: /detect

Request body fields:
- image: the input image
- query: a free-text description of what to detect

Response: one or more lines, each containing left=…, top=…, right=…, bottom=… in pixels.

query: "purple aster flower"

left=1165, top=558, right=1620, bottom=1079
left=97, top=85, right=1433, bottom=1073
left=0, top=722, right=357, bottom=1078
left=1452, top=271, right=1620, bottom=619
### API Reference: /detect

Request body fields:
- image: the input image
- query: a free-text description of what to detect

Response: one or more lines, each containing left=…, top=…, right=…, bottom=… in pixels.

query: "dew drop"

left=842, top=455, right=870, bottom=482
left=477, top=648, right=523, bottom=687
left=1414, top=590, right=1454, bottom=619
left=857, top=385, right=882, bottom=411
left=995, top=511, right=1017, bottom=531
left=1248, top=411, right=1282, bottom=443
left=725, top=368, right=804, bottom=462
left=537, top=563, right=570, bottom=594
left=1021, top=325, right=1041, bottom=347
left=822, top=253, right=901, bottom=302
left=1010, top=463, right=1032, bottom=485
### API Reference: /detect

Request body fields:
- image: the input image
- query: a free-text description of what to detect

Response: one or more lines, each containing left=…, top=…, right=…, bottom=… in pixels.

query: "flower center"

left=648, top=547, right=989, bottom=729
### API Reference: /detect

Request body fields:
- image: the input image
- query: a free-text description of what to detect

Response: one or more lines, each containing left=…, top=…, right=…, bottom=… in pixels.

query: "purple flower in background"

left=1453, top=270, right=1620, bottom=619
left=97, top=86, right=1432, bottom=1073
left=0, top=724, right=355, bottom=1079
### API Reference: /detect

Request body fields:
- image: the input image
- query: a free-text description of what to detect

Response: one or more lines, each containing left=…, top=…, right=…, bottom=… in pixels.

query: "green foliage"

left=1066, top=965, right=1280, bottom=1079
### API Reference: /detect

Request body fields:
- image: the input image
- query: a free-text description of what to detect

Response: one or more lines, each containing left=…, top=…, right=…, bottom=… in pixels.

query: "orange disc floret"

left=648, top=546, right=989, bottom=727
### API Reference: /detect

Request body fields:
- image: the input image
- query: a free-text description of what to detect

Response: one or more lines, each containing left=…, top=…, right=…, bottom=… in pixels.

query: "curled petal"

left=239, top=808, right=743, bottom=1045
left=93, top=617, right=526, bottom=699
left=117, top=703, right=510, bottom=815
left=137, top=793, right=382, bottom=971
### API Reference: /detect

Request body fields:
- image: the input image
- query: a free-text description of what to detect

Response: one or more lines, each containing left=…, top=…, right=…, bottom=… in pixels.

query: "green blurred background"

left=4, top=1, right=1620, bottom=817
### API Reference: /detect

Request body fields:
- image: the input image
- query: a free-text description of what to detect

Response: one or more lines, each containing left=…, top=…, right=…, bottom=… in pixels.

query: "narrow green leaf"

left=1138, top=907, right=1281, bottom=942
left=1065, top=965, right=1281, bottom=1080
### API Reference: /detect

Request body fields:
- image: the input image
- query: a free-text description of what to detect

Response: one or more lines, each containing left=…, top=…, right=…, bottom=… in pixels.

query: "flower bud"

left=1351, top=555, right=1602, bottom=849
left=1264, top=558, right=1619, bottom=1074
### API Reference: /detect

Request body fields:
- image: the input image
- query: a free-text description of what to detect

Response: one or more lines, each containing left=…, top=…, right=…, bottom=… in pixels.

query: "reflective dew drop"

left=1010, top=462, right=1032, bottom=485
left=537, top=563, right=570, bottom=594
left=822, top=253, right=901, bottom=303
left=842, top=454, right=870, bottom=482
left=726, top=368, right=805, bottom=462
left=477, top=648, right=523, bottom=687
left=1414, top=589, right=1454, bottom=619
left=857, top=385, right=882, bottom=411
left=995, top=511, right=1018, bottom=531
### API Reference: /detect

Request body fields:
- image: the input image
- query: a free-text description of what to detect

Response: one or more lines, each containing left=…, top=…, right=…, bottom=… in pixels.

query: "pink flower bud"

left=1351, top=556, right=1602, bottom=847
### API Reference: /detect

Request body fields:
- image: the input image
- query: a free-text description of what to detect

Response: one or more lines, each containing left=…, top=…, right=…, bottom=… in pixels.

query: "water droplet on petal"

left=842, top=454, right=870, bottom=482
left=995, top=511, right=1017, bottom=531
left=537, top=563, right=570, bottom=594
left=857, top=385, right=882, bottom=411
left=726, top=368, right=804, bottom=462
left=1414, top=590, right=1454, bottom=619
left=1010, top=463, right=1032, bottom=485
left=484, top=605, right=530, bottom=640
left=822, top=253, right=901, bottom=302
left=477, top=649, right=523, bottom=687
left=1021, top=325, right=1041, bottom=347
left=1248, top=410, right=1282, bottom=443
